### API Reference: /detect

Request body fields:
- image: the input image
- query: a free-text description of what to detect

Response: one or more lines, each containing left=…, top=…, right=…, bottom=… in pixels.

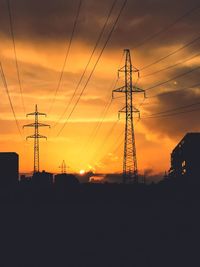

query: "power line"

left=113, top=120, right=140, bottom=155
left=145, top=65, right=200, bottom=92
left=135, top=29, right=200, bottom=111
left=138, top=77, right=200, bottom=115
left=79, top=54, right=124, bottom=157
left=48, top=0, right=82, bottom=114
left=140, top=34, right=200, bottom=71
left=6, top=0, right=25, bottom=114
left=112, top=131, right=124, bottom=155
left=53, top=0, right=118, bottom=127
left=57, top=0, right=128, bottom=136
left=143, top=101, right=200, bottom=118
left=77, top=97, right=113, bottom=159
left=90, top=119, right=120, bottom=163
left=142, top=106, right=200, bottom=119
left=23, top=105, right=50, bottom=173
left=83, top=77, right=119, bottom=151
left=138, top=68, right=200, bottom=117
left=0, top=62, right=23, bottom=139
left=147, top=81, right=200, bottom=98
left=83, top=53, right=125, bottom=150
left=138, top=79, right=200, bottom=117
left=92, top=98, right=113, bottom=136
left=86, top=97, right=113, bottom=146
left=90, top=50, right=142, bottom=172
left=142, top=51, right=200, bottom=78
left=97, top=118, right=140, bottom=165
left=133, top=4, right=200, bottom=50
left=95, top=122, right=124, bottom=162
left=112, top=49, right=144, bottom=183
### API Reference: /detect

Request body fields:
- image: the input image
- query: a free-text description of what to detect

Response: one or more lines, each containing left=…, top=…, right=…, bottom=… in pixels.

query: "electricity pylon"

left=112, top=49, right=145, bottom=183
left=23, top=104, right=50, bottom=173
left=59, top=160, right=67, bottom=174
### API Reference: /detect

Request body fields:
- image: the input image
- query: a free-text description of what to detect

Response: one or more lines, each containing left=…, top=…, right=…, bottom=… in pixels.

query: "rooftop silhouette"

left=169, top=132, right=200, bottom=178
left=0, top=132, right=199, bottom=266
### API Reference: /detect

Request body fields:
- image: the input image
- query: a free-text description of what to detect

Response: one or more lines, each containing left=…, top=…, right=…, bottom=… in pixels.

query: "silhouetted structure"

left=23, top=105, right=50, bottom=173
left=112, top=49, right=145, bottom=183
left=169, top=132, right=200, bottom=178
left=0, top=153, right=199, bottom=267
left=32, top=170, right=53, bottom=187
left=20, top=174, right=32, bottom=184
left=77, top=171, right=94, bottom=183
left=59, top=160, right=67, bottom=174
left=54, top=173, right=79, bottom=189
left=0, top=152, right=19, bottom=187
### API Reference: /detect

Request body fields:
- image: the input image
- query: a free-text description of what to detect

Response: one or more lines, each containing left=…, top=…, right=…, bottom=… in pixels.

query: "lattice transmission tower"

left=23, top=105, right=50, bottom=173
left=112, top=49, right=145, bottom=183
left=59, top=160, right=67, bottom=174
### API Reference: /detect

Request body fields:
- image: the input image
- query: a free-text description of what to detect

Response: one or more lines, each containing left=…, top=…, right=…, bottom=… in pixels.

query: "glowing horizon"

left=0, top=0, right=199, bottom=178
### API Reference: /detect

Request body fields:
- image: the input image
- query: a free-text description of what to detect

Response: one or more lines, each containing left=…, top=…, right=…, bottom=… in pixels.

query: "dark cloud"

left=0, top=0, right=199, bottom=51
left=0, top=0, right=116, bottom=43
left=139, top=63, right=200, bottom=141
left=141, top=83, right=200, bottom=139
left=142, top=63, right=200, bottom=93
left=1, top=53, right=104, bottom=95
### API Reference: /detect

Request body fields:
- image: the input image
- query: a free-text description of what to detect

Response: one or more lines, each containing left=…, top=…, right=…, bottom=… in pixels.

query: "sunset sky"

left=0, top=0, right=199, bottom=176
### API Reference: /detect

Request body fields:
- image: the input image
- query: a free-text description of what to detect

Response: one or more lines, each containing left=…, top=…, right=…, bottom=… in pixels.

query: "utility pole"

left=59, top=160, right=67, bottom=174
left=112, top=49, right=145, bottom=184
left=23, top=104, right=50, bottom=173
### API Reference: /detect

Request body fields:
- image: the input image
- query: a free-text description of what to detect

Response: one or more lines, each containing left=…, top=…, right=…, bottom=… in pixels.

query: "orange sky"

left=0, top=0, right=199, bottom=176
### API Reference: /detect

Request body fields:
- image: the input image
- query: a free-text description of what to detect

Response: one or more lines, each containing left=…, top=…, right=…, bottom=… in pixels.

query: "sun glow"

left=79, top=170, right=85, bottom=175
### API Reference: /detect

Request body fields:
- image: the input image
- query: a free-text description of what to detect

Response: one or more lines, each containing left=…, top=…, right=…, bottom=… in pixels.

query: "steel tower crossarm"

left=112, top=49, right=145, bottom=183
left=23, top=104, right=50, bottom=173
left=25, top=134, right=48, bottom=140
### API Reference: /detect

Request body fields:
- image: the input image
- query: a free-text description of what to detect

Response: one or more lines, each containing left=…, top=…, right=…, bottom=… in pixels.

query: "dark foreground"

left=0, top=177, right=200, bottom=267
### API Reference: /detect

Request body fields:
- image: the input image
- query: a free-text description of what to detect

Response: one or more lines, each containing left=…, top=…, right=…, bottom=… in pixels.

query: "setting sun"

left=79, top=170, right=85, bottom=175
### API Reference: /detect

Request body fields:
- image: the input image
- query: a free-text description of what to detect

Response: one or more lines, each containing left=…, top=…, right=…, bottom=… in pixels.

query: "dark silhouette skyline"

left=0, top=132, right=199, bottom=267
left=0, top=132, right=199, bottom=186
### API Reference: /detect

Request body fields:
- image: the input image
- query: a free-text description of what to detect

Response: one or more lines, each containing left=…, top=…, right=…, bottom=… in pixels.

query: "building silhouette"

left=32, top=170, right=53, bottom=187
left=169, top=132, right=200, bottom=178
left=0, top=152, right=19, bottom=187
left=54, top=173, right=79, bottom=189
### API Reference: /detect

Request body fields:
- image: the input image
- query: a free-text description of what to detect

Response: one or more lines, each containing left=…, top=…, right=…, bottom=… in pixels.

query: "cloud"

left=141, top=85, right=200, bottom=139
left=0, top=0, right=199, bottom=51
